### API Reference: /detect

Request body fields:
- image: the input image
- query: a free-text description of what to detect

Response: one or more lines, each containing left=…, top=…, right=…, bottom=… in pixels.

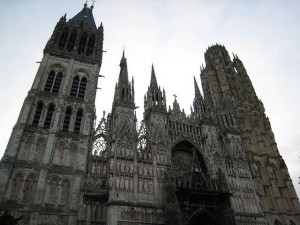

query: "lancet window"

left=44, top=103, right=55, bottom=128
left=58, top=29, right=69, bottom=50
left=48, top=178, right=59, bottom=204
left=78, top=33, right=88, bottom=54
left=60, top=179, right=70, bottom=205
left=34, top=138, right=46, bottom=162
left=74, top=109, right=83, bottom=133
left=22, top=175, right=36, bottom=202
left=32, top=101, right=44, bottom=126
left=10, top=173, right=23, bottom=200
left=86, top=35, right=95, bottom=56
left=62, top=107, right=72, bottom=131
left=70, top=75, right=87, bottom=99
left=44, top=70, right=63, bottom=94
left=19, top=136, right=34, bottom=160
left=67, top=31, right=77, bottom=52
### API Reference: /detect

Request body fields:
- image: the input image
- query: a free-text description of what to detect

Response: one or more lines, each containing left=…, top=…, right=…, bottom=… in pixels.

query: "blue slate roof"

left=69, top=4, right=96, bottom=29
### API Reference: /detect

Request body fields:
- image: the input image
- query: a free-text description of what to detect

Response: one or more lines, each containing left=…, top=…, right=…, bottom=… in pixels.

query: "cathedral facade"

left=0, top=3, right=299, bottom=225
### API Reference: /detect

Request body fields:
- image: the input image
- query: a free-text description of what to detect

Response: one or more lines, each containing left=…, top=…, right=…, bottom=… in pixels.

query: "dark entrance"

left=187, top=209, right=218, bottom=225
left=166, top=141, right=236, bottom=225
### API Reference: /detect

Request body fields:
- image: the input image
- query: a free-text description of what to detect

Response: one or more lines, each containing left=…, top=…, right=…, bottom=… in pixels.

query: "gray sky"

left=0, top=0, right=299, bottom=197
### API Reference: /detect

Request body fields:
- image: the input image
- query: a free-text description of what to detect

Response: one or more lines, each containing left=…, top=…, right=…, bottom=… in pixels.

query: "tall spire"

left=118, top=50, right=129, bottom=85
left=193, top=76, right=205, bottom=120
left=150, top=64, right=158, bottom=88
left=112, top=50, right=135, bottom=109
left=194, top=76, right=203, bottom=100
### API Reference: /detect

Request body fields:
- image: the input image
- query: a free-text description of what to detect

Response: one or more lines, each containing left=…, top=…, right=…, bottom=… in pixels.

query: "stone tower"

left=0, top=3, right=103, bottom=224
left=0, top=3, right=300, bottom=225
left=200, top=45, right=300, bottom=225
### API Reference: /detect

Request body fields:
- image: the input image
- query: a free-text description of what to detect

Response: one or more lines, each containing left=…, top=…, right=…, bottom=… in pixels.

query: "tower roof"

left=69, top=3, right=97, bottom=29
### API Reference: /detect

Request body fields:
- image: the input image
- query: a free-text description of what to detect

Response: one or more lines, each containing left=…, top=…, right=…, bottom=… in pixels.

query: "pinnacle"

left=118, top=50, right=129, bottom=84
left=194, top=76, right=203, bottom=99
left=122, top=49, right=125, bottom=60
left=150, top=64, right=158, bottom=88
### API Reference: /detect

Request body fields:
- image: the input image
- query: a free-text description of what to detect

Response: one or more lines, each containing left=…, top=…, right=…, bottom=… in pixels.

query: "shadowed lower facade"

left=0, top=3, right=299, bottom=225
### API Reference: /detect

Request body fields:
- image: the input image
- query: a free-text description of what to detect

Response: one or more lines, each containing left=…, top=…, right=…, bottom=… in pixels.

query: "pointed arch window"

left=70, top=76, right=87, bottom=99
left=60, top=179, right=70, bottom=205
left=44, top=70, right=63, bottom=94
left=78, top=77, right=87, bottom=98
left=44, top=103, right=55, bottom=128
left=10, top=173, right=23, bottom=200
left=44, top=70, right=55, bottom=92
left=34, top=138, right=46, bottom=162
left=62, top=107, right=72, bottom=132
left=58, top=29, right=69, bottom=50
left=48, top=178, right=59, bottom=204
left=32, top=101, right=44, bottom=126
left=70, top=76, right=80, bottom=97
left=67, top=143, right=78, bottom=167
left=86, top=35, right=95, bottom=56
left=78, top=33, right=88, bottom=54
left=67, top=31, right=77, bottom=52
left=74, top=109, right=83, bottom=133
left=22, top=175, right=36, bottom=202
left=52, top=72, right=62, bottom=93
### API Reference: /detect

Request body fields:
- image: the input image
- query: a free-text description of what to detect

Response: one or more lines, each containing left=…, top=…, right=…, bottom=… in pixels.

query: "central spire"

left=112, top=50, right=135, bottom=109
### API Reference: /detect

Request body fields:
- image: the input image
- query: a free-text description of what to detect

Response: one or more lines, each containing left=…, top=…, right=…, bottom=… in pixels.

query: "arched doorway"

left=171, top=140, right=207, bottom=189
left=166, top=140, right=235, bottom=225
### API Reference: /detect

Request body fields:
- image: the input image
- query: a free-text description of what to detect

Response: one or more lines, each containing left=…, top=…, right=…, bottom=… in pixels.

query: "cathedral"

left=0, top=3, right=299, bottom=225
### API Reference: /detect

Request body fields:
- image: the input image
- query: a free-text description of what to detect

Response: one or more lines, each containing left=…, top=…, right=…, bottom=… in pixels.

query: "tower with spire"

left=0, top=2, right=104, bottom=224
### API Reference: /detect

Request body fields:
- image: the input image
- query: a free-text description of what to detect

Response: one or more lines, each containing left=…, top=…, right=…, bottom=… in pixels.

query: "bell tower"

left=0, top=3, right=103, bottom=223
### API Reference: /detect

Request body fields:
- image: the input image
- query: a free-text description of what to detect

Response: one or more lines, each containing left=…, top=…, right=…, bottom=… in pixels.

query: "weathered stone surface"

left=0, top=4, right=299, bottom=225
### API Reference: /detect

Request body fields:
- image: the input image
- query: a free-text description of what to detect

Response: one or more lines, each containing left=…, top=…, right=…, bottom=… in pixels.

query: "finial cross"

left=92, top=0, right=96, bottom=4
left=173, top=94, right=177, bottom=101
